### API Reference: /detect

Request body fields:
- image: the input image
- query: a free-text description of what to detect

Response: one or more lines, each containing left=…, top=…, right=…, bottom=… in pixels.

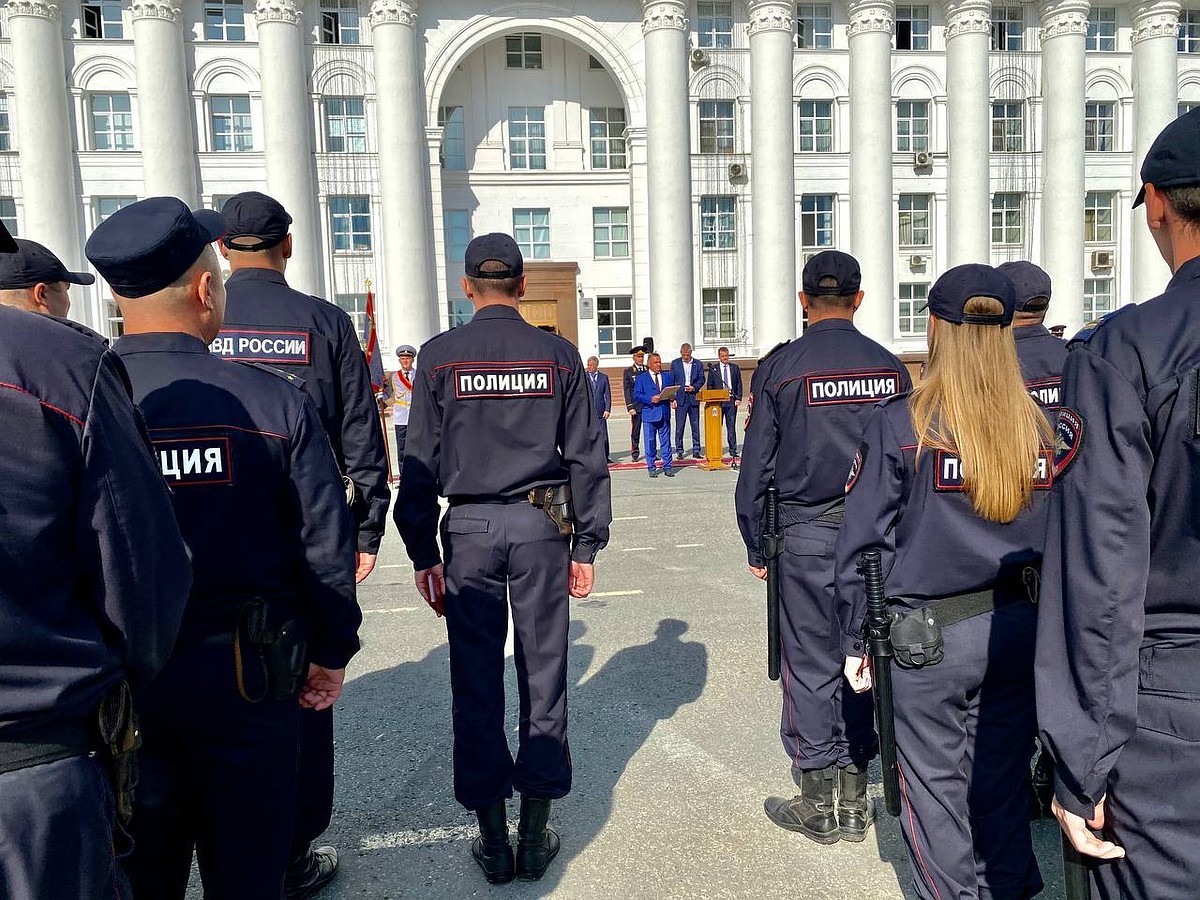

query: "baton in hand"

left=1061, top=832, right=1091, bottom=900
left=860, top=548, right=900, bottom=817
left=763, top=484, right=783, bottom=681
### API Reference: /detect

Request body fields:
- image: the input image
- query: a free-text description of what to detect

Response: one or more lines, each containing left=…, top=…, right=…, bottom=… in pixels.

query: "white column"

left=945, top=0, right=991, bottom=265
left=131, top=0, right=197, bottom=204
left=255, top=0, right=324, bottom=296
left=1040, top=0, right=1088, bottom=335
left=748, top=1, right=797, bottom=349
left=1131, top=0, right=1181, bottom=300
left=641, top=1, right=694, bottom=352
left=848, top=0, right=895, bottom=345
left=369, top=0, right=437, bottom=344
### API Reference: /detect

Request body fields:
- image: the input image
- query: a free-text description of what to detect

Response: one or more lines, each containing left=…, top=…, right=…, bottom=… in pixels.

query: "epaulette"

left=46, top=314, right=109, bottom=346
left=758, top=339, right=791, bottom=367
left=232, top=359, right=307, bottom=389
left=420, top=327, right=454, bottom=351
left=1068, top=304, right=1134, bottom=347
left=876, top=390, right=913, bottom=408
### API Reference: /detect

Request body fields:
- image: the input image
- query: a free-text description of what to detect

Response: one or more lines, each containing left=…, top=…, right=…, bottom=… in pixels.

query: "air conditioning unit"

left=913, top=151, right=932, bottom=168
left=908, top=255, right=927, bottom=268
left=1091, top=249, right=1115, bottom=270
left=728, top=162, right=746, bottom=180
left=691, top=48, right=709, bottom=66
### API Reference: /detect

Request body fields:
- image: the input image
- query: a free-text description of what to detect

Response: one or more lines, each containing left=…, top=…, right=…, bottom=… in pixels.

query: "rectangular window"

left=505, top=33, right=543, bottom=68
left=513, top=208, right=551, bottom=259
left=895, top=5, right=930, bottom=50
left=1084, top=191, right=1115, bottom=243
left=697, top=1, right=733, bottom=49
left=0, top=198, right=15, bottom=236
left=82, top=0, right=122, bottom=38
left=1179, top=10, right=1200, bottom=52
left=796, top=4, right=833, bottom=49
left=800, top=194, right=835, bottom=249
left=896, top=100, right=929, bottom=153
left=597, top=295, right=634, bottom=356
left=699, top=100, right=736, bottom=154
left=210, top=194, right=233, bottom=212
left=1083, top=278, right=1114, bottom=322
left=593, top=207, right=630, bottom=259
left=97, top=196, right=136, bottom=222
left=443, top=209, right=470, bottom=261
left=90, top=94, right=134, bottom=151
left=700, top=196, right=736, bottom=251
left=320, top=0, right=360, bottom=45
left=508, top=107, right=547, bottom=170
left=329, top=196, right=371, bottom=252
left=797, top=100, right=834, bottom=152
left=210, top=95, right=253, bottom=152
left=991, top=102, right=1023, bottom=152
left=204, top=0, right=245, bottom=40
left=449, top=300, right=474, bottom=328
left=991, top=5, right=1023, bottom=50
left=589, top=107, right=627, bottom=169
left=898, top=194, right=931, bottom=247
left=991, top=193, right=1023, bottom=245
left=1087, top=6, right=1117, bottom=51
left=438, top=106, right=466, bottom=171
left=1181, top=101, right=1200, bottom=116
left=898, top=283, right=929, bottom=336
left=0, top=94, right=11, bottom=152
left=701, top=288, right=738, bottom=342
left=1085, top=101, right=1115, bottom=151
left=97, top=196, right=137, bottom=339
left=324, top=97, right=366, bottom=153
left=334, top=293, right=367, bottom=337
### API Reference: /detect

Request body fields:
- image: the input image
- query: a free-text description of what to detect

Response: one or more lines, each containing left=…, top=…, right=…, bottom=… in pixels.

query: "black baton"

left=1061, top=832, right=1091, bottom=900
left=763, top=484, right=782, bottom=681
left=860, top=549, right=901, bottom=817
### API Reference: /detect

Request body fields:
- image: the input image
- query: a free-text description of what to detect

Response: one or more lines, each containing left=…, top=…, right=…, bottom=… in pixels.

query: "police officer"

left=214, top=190, right=389, bottom=893
left=1037, top=107, right=1200, bottom=897
left=736, top=250, right=911, bottom=845
left=0, top=238, right=95, bottom=317
left=997, top=260, right=1067, bottom=412
left=623, top=345, right=647, bottom=461
left=0, top=226, right=193, bottom=898
left=837, top=265, right=1054, bottom=900
left=387, top=343, right=417, bottom=461
left=395, top=233, right=611, bottom=884
left=86, top=197, right=361, bottom=899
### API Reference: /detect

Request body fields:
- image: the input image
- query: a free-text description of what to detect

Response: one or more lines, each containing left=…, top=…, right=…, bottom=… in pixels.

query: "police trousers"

left=442, top=501, right=572, bottom=810
left=779, top=520, right=876, bottom=772
left=891, top=603, right=1042, bottom=900
left=0, top=754, right=128, bottom=900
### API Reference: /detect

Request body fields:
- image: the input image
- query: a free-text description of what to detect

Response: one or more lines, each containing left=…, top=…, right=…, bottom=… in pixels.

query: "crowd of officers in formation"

left=1, top=106, right=1199, bottom=900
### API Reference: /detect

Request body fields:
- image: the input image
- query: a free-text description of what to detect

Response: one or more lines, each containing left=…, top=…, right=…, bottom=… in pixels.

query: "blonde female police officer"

left=836, top=265, right=1054, bottom=900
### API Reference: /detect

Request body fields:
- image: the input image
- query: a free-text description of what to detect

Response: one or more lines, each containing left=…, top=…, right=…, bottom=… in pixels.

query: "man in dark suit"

left=707, top=346, right=743, bottom=458
left=586, top=356, right=612, bottom=462
left=622, top=346, right=647, bottom=461
left=633, top=352, right=676, bottom=478
left=670, top=342, right=706, bottom=459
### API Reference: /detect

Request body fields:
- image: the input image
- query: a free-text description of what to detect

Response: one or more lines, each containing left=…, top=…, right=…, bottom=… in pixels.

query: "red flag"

left=364, top=288, right=384, bottom=393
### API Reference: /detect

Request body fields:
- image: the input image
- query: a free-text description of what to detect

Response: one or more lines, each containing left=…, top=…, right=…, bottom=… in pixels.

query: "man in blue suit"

left=670, top=343, right=706, bottom=459
left=707, top=346, right=743, bottom=458
left=633, top=352, right=676, bottom=478
left=586, top=356, right=612, bottom=462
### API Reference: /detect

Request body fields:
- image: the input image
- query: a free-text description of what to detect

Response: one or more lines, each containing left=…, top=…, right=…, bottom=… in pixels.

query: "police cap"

left=465, top=233, right=523, bottom=279
left=85, top=197, right=224, bottom=298
left=1134, top=106, right=1200, bottom=207
left=220, top=191, right=293, bottom=251
left=396, top=344, right=416, bottom=357
left=925, top=264, right=1016, bottom=327
left=802, top=250, right=862, bottom=297
left=0, top=239, right=95, bottom=290
left=996, top=261, right=1051, bottom=312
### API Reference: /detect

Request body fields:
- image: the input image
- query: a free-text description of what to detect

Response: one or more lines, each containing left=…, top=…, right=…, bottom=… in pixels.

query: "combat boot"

left=471, top=800, right=515, bottom=884
left=836, top=764, right=875, bottom=842
left=515, top=796, right=560, bottom=880
left=764, top=766, right=840, bottom=845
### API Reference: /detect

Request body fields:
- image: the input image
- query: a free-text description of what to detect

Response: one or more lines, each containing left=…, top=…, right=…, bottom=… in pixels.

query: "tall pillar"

left=369, top=0, right=437, bottom=344
left=848, top=0, right=895, bottom=345
left=1131, top=0, right=1180, bottom=300
left=945, top=0, right=991, bottom=265
left=1040, top=0, right=1088, bottom=335
left=748, top=1, right=797, bottom=349
left=131, top=0, right=198, bottom=204
left=641, top=1, right=694, bottom=352
left=255, top=0, right=324, bottom=296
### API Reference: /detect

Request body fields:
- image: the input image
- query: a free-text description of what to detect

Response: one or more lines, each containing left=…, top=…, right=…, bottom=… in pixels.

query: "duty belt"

left=0, top=719, right=95, bottom=775
left=901, top=567, right=1040, bottom=628
left=779, top=499, right=845, bottom=529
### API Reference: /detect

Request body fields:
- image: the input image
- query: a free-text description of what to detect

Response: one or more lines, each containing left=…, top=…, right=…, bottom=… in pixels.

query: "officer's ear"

left=281, top=234, right=293, bottom=260
left=852, top=290, right=864, bottom=312
left=799, top=292, right=810, bottom=313
left=460, top=276, right=473, bottom=300
left=29, top=282, right=50, bottom=314
left=217, top=239, right=231, bottom=261
left=516, top=274, right=527, bottom=299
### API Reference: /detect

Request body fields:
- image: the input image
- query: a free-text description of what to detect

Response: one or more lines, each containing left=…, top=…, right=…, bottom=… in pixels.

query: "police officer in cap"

left=0, top=217, right=193, bottom=898
left=396, top=233, right=611, bottom=884
left=736, top=249, right=910, bottom=845
left=1038, top=105, right=1200, bottom=897
left=998, top=260, right=1068, bottom=413
left=214, top=190, right=389, bottom=894
left=0, top=238, right=95, bottom=318
left=86, top=197, right=361, bottom=899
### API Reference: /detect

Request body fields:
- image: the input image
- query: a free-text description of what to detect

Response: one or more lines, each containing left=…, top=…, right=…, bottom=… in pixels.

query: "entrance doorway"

left=519, top=262, right=579, bottom=345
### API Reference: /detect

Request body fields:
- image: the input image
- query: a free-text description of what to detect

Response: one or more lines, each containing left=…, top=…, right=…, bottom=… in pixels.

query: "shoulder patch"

left=231, top=360, right=308, bottom=389
left=1053, top=407, right=1085, bottom=476
left=1068, top=304, right=1134, bottom=347
left=845, top=444, right=867, bottom=493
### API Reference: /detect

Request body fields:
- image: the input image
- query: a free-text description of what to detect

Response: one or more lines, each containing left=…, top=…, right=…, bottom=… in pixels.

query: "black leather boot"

left=836, top=764, right=875, bottom=842
left=515, top=796, right=560, bottom=880
left=471, top=800, right=515, bottom=884
left=764, top=766, right=840, bottom=845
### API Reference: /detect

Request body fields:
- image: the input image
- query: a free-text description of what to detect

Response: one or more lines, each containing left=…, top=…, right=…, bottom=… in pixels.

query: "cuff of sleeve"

left=1053, top=772, right=1097, bottom=821
left=357, top=530, right=383, bottom=554
left=571, top=539, right=601, bottom=564
left=842, top=632, right=866, bottom=657
left=308, top=642, right=357, bottom=671
left=747, top=551, right=764, bottom=568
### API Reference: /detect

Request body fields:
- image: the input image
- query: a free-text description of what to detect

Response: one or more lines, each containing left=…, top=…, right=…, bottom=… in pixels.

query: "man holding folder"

left=633, top=352, right=677, bottom=477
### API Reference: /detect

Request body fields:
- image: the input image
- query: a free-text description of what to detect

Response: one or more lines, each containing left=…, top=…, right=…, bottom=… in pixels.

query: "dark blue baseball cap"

left=1134, top=106, right=1200, bottom=207
left=996, top=260, right=1051, bottom=311
left=465, top=233, right=523, bottom=279
left=85, top=197, right=225, bottom=299
left=802, top=250, right=862, bottom=297
left=925, top=264, right=1016, bottom=327
left=220, top=191, right=292, bottom=251
left=0, top=239, right=94, bottom=290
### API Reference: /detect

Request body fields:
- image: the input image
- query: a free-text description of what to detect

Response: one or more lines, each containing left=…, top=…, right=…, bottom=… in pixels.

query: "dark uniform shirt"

left=736, top=319, right=912, bottom=566
left=213, top=268, right=390, bottom=554
left=1014, top=324, right=1068, bottom=409
left=395, top=304, right=612, bottom=570
left=0, top=308, right=191, bottom=739
left=1037, top=256, right=1200, bottom=818
left=116, top=332, right=360, bottom=670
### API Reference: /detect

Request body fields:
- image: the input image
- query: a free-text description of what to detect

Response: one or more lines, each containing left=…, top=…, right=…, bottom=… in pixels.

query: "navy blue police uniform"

left=0, top=297, right=192, bottom=899
left=998, top=261, right=1068, bottom=412
left=86, top=198, right=361, bottom=900
left=736, top=251, right=910, bottom=838
left=835, top=266, right=1048, bottom=900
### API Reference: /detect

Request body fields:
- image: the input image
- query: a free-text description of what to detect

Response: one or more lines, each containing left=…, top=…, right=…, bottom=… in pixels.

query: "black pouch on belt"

left=529, top=484, right=575, bottom=538
left=236, top=599, right=309, bottom=703
left=97, top=680, right=140, bottom=826
left=888, top=607, right=946, bottom=669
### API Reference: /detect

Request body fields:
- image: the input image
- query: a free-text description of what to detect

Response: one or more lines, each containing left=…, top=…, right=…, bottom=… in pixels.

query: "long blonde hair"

left=909, top=296, right=1055, bottom=523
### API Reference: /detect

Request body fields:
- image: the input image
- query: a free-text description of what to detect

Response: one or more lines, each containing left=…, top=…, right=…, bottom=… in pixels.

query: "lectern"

left=699, top=388, right=731, bottom=470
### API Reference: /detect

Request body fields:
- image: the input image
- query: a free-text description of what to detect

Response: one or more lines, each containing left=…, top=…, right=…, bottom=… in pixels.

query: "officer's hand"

left=602, top=411, right=610, bottom=419
left=748, top=566, right=767, bottom=580
left=844, top=655, right=873, bottom=693
left=416, top=564, right=446, bottom=617
left=627, top=406, right=636, bottom=414
left=1053, top=796, right=1125, bottom=860
left=569, top=562, right=594, bottom=599
left=355, top=552, right=377, bottom=583
left=300, top=665, right=345, bottom=711
left=734, top=399, right=742, bottom=407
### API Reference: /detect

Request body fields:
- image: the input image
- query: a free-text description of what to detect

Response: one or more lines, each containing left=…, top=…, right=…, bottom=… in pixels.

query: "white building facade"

left=0, top=0, right=1197, bottom=359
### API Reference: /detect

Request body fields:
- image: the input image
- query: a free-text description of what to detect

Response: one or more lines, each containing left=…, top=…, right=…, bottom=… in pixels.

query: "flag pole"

left=365, top=278, right=396, bottom=483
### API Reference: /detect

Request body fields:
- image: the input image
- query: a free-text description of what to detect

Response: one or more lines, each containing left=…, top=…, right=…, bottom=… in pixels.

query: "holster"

left=529, top=484, right=574, bottom=538
left=96, top=680, right=139, bottom=826
left=888, top=607, right=945, bottom=669
left=236, top=599, right=309, bottom=703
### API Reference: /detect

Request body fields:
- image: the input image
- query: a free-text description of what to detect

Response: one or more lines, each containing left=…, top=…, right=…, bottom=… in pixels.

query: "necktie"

left=654, top=374, right=660, bottom=390
left=723, top=365, right=729, bottom=388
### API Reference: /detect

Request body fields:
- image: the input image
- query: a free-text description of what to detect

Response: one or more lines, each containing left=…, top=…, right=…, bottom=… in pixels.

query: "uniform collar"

left=802, top=318, right=858, bottom=334
left=1013, top=324, right=1050, bottom=341
left=227, top=267, right=289, bottom=287
left=470, top=304, right=522, bottom=321
left=113, top=332, right=212, bottom=355
left=1168, top=255, right=1200, bottom=289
